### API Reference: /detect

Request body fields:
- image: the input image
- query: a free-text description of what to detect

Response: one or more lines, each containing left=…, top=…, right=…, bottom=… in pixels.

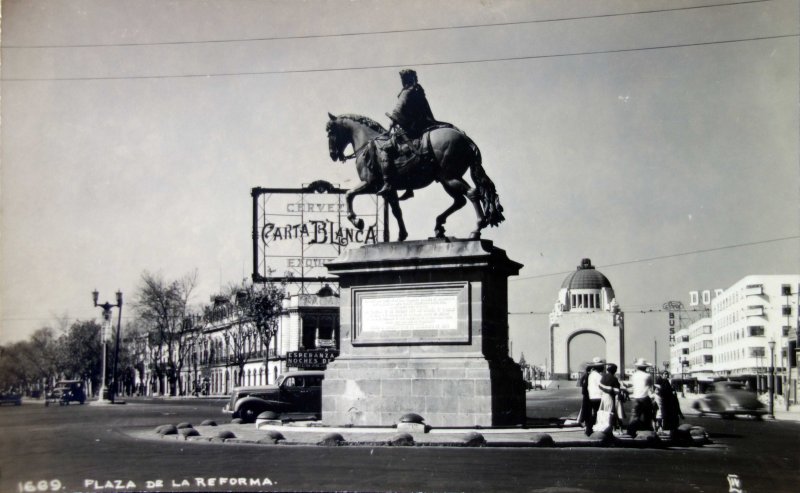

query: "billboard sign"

left=252, top=181, right=384, bottom=284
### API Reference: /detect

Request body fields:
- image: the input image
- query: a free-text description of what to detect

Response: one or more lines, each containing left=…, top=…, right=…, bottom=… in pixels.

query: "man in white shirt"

left=627, top=358, right=655, bottom=436
left=584, top=357, right=605, bottom=436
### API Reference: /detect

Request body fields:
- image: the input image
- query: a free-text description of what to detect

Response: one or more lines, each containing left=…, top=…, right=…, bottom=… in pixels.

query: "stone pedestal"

left=322, top=238, right=525, bottom=427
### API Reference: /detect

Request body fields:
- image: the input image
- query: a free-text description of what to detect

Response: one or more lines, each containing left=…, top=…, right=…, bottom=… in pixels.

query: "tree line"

left=0, top=270, right=284, bottom=397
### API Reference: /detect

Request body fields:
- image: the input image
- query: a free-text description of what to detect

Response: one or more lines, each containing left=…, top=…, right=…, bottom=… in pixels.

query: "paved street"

left=1, top=390, right=798, bottom=493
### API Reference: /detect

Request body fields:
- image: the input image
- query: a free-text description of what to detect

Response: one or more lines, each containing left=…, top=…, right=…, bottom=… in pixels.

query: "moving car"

left=0, top=391, right=22, bottom=406
left=223, top=371, right=324, bottom=423
left=691, top=381, right=766, bottom=419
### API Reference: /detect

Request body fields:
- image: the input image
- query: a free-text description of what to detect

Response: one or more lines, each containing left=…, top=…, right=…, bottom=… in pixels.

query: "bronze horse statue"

left=326, top=113, right=504, bottom=241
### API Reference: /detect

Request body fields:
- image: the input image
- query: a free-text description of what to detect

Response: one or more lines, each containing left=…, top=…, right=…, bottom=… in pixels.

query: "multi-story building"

left=669, top=322, right=691, bottom=383
left=669, top=275, right=798, bottom=400
left=712, top=275, right=798, bottom=394
left=688, top=318, right=714, bottom=382
left=135, top=285, right=341, bottom=397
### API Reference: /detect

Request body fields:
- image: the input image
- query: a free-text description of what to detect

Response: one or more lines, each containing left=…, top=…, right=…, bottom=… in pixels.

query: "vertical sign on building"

left=663, top=300, right=685, bottom=348
left=668, top=312, right=676, bottom=347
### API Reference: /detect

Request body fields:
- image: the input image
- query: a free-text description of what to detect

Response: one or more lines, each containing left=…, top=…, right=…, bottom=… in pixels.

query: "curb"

left=139, top=423, right=711, bottom=450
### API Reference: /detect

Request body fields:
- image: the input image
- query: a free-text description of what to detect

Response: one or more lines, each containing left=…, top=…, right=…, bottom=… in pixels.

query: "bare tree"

left=134, top=270, right=198, bottom=396
left=22, top=327, right=61, bottom=386
left=236, top=281, right=285, bottom=383
left=57, top=321, right=103, bottom=392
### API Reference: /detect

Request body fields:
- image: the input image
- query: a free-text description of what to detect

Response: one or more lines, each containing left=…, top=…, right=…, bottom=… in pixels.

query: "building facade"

left=134, top=286, right=340, bottom=397
left=669, top=275, right=799, bottom=400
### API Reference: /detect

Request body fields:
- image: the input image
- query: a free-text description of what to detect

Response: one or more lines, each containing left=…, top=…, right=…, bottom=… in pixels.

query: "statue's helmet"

left=399, top=69, right=418, bottom=86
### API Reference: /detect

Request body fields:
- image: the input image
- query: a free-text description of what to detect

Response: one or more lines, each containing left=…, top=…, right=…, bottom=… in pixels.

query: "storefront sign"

left=286, top=349, right=338, bottom=369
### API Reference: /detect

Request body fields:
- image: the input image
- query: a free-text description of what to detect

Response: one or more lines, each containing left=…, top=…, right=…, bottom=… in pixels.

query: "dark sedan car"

left=692, top=381, right=766, bottom=419
left=223, top=371, right=324, bottom=423
left=0, top=391, right=22, bottom=406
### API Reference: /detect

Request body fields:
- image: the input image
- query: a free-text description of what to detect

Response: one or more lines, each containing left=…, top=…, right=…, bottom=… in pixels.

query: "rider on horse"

left=377, top=69, right=438, bottom=197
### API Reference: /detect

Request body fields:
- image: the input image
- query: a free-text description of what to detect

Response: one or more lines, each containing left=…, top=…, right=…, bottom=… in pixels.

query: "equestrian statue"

left=326, top=69, right=504, bottom=241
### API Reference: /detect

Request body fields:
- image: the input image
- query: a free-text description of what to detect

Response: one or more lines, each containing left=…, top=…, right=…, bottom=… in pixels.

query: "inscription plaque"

left=352, top=282, right=470, bottom=345
left=362, top=294, right=458, bottom=332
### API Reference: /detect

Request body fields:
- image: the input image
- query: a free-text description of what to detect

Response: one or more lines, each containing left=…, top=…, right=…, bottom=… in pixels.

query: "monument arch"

left=549, top=259, right=625, bottom=379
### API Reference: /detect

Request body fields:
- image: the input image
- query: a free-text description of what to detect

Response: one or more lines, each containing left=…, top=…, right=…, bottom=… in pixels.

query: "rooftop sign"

left=252, top=181, right=384, bottom=285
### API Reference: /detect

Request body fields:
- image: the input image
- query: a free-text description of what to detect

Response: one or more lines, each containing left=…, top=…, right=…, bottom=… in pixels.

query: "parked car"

left=223, top=371, right=324, bottom=423
left=45, top=380, right=86, bottom=406
left=0, top=391, right=22, bottom=406
left=691, top=381, right=766, bottom=419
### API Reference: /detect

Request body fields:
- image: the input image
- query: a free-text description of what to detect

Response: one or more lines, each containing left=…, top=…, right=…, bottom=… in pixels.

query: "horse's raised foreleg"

left=435, top=179, right=469, bottom=239
left=385, top=191, right=408, bottom=242
left=345, top=181, right=372, bottom=231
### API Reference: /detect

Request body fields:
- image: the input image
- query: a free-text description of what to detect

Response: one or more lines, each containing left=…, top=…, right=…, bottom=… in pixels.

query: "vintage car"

left=223, top=371, right=324, bottom=423
left=0, top=391, right=22, bottom=406
left=45, top=380, right=86, bottom=406
left=691, top=381, right=766, bottom=419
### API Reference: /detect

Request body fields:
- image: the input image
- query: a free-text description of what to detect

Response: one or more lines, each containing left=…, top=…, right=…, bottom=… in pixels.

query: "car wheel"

left=239, top=404, right=261, bottom=423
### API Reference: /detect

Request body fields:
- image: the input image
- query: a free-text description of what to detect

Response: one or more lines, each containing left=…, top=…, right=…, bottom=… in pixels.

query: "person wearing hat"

left=376, top=69, right=438, bottom=196
left=627, top=358, right=655, bottom=436
left=583, top=357, right=605, bottom=436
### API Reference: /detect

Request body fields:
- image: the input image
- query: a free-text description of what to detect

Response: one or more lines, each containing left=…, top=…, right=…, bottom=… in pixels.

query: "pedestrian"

left=654, top=371, right=684, bottom=433
left=597, top=363, right=622, bottom=434
left=584, top=357, right=605, bottom=436
left=576, top=366, right=591, bottom=428
left=626, top=358, right=656, bottom=436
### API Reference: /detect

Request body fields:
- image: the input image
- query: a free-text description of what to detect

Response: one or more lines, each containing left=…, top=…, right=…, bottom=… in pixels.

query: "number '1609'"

left=17, top=480, right=62, bottom=492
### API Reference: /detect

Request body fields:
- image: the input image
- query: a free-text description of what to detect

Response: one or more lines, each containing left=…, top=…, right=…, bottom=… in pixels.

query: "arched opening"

left=567, top=330, right=606, bottom=377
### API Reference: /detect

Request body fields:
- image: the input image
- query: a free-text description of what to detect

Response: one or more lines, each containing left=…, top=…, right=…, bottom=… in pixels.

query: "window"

left=749, top=347, right=765, bottom=358
left=703, top=355, right=713, bottom=363
left=783, top=326, right=791, bottom=337
left=682, top=348, right=689, bottom=355
left=783, top=306, right=792, bottom=316
left=748, top=326, right=765, bottom=337
left=782, top=284, right=792, bottom=296
left=703, top=340, right=713, bottom=348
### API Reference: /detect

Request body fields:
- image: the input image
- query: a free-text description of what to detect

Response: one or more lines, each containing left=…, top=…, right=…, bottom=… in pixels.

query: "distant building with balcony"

left=669, top=275, right=798, bottom=398
left=711, top=275, right=798, bottom=395
left=135, top=285, right=341, bottom=397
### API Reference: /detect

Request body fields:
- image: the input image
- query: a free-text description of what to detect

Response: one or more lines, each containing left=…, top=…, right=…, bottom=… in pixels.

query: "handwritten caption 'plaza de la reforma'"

left=16, top=477, right=276, bottom=492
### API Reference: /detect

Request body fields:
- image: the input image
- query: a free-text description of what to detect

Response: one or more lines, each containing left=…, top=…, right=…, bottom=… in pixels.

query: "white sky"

left=2, top=0, right=798, bottom=371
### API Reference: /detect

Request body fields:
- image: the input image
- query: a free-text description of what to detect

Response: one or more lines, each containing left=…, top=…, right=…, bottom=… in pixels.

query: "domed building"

left=549, top=259, right=625, bottom=379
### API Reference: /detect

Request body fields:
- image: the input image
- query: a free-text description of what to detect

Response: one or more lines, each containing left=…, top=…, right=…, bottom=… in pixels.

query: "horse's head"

left=326, top=113, right=347, bottom=162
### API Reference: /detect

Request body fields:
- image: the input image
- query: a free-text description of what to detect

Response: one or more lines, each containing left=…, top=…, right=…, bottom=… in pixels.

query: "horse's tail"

left=467, top=141, right=505, bottom=227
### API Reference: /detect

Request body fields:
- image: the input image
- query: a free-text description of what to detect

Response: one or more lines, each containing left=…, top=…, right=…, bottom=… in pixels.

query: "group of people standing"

left=579, top=357, right=684, bottom=437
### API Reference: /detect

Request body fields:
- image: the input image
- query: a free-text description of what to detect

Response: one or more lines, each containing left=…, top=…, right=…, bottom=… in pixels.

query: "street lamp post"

left=93, top=290, right=123, bottom=403
left=768, top=339, right=776, bottom=419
